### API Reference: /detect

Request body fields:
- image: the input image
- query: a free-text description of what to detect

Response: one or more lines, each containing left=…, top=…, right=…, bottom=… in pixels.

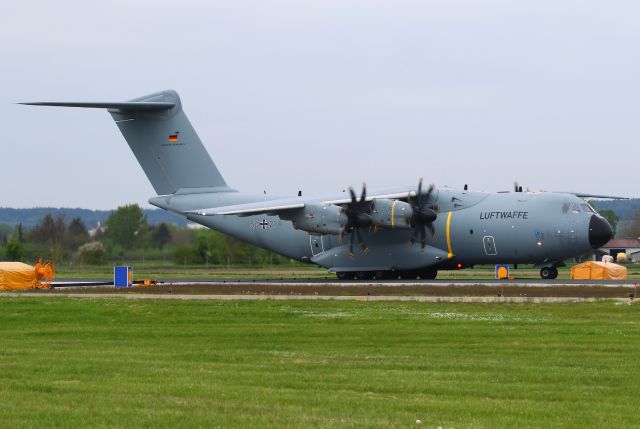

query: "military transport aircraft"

left=22, top=90, right=614, bottom=280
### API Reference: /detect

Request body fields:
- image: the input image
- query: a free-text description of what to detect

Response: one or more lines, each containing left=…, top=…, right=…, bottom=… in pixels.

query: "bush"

left=173, top=245, right=202, bottom=265
left=76, top=242, right=107, bottom=265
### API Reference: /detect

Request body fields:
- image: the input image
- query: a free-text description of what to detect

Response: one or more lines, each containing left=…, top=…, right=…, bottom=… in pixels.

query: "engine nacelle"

left=370, top=199, right=412, bottom=229
left=285, top=204, right=347, bottom=235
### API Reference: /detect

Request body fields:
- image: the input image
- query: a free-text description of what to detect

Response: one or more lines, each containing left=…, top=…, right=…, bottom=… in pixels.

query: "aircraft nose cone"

left=589, top=215, right=613, bottom=249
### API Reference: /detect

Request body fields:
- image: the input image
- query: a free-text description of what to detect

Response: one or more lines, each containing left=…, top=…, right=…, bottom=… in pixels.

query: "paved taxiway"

left=54, top=277, right=637, bottom=287
left=18, top=277, right=638, bottom=301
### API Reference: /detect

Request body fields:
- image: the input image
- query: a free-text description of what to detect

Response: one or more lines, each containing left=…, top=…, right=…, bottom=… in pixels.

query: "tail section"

left=22, top=90, right=231, bottom=196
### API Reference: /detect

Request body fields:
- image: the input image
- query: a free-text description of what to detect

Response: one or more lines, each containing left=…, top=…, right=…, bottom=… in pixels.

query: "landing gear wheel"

left=419, top=268, right=438, bottom=280
left=374, top=271, right=395, bottom=280
left=356, top=271, right=374, bottom=280
left=336, top=271, right=355, bottom=280
left=399, top=270, right=419, bottom=280
left=540, top=267, right=558, bottom=280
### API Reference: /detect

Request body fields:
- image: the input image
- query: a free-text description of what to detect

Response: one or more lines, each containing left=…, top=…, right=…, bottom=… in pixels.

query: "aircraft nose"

left=589, top=215, right=613, bottom=249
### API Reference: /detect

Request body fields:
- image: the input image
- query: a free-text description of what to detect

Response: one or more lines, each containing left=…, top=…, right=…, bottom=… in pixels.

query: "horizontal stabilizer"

left=19, top=101, right=175, bottom=111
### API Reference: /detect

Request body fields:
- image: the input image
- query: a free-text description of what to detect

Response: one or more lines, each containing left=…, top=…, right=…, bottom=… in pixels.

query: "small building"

left=598, top=239, right=640, bottom=262
left=88, top=221, right=106, bottom=238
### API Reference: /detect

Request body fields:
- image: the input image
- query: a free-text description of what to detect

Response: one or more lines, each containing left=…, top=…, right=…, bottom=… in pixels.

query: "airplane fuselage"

left=150, top=187, right=610, bottom=278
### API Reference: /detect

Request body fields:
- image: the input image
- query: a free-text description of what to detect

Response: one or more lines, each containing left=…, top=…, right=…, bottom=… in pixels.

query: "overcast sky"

left=2, top=0, right=639, bottom=209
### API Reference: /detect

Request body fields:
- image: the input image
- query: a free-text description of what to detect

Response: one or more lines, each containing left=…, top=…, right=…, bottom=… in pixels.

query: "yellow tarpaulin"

left=570, top=261, right=628, bottom=280
left=0, top=262, right=38, bottom=291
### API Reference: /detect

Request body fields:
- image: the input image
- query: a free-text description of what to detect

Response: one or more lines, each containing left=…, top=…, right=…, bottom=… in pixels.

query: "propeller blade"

left=356, top=228, right=368, bottom=253
left=419, top=225, right=426, bottom=250
left=349, top=187, right=357, bottom=203
left=425, top=184, right=435, bottom=200
left=360, top=183, right=367, bottom=203
left=426, top=222, right=435, bottom=238
left=349, top=231, right=355, bottom=255
left=408, top=229, right=417, bottom=246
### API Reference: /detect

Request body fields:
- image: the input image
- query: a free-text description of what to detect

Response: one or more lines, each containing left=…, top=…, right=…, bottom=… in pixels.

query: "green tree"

left=195, top=230, right=229, bottom=264
left=625, top=211, right=640, bottom=239
left=14, top=222, right=24, bottom=243
left=599, top=210, right=619, bottom=237
left=151, top=222, right=172, bottom=249
left=64, top=217, right=90, bottom=250
left=173, top=244, right=202, bottom=265
left=106, top=204, right=149, bottom=255
left=30, top=214, right=66, bottom=262
left=4, top=237, right=24, bottom=261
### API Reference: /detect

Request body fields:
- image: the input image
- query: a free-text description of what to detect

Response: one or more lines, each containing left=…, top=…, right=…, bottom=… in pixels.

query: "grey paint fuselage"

left=150, top=188, right=596, bottom=271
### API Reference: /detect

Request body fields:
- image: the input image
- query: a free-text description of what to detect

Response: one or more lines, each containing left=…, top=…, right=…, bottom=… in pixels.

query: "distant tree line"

left=0, top=204, right=291, bottom=266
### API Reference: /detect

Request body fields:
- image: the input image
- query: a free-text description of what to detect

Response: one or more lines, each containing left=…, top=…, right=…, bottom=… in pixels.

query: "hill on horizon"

left=0, top=207, right=189, bottom=229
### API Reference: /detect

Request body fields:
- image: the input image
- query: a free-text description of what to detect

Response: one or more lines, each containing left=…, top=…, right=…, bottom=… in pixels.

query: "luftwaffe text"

left=480, top=211, right=528, bottom=220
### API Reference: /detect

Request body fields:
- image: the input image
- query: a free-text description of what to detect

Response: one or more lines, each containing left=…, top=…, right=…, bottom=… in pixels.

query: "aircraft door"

left=483, top=236, right=497, bottom=255
left=310, top=235, right=325, bottom=256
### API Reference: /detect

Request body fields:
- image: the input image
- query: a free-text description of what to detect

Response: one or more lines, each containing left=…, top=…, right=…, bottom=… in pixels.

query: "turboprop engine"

left=285, top=204, right=347, bottom=235
left=370, top=199, right=412, bottom=229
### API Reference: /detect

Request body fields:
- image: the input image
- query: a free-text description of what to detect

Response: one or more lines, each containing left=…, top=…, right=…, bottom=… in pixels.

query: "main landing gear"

left=336, top=268, right=438, bottom=281
left=539, top=266, right=558, bottom=280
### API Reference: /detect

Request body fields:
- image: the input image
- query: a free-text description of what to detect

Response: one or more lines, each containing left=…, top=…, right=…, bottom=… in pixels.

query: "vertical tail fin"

left=22, top=90, right=231, bottom=195
left=111, top=90, right=229, bottom=195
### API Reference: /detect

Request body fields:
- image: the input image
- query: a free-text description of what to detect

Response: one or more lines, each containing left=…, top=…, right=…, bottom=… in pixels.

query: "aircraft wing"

left=187, top=199, right=305, bottom=216
left=185, top=187, right=416, bottom=216
left=561, top=192, right=628, bottom=200
left=19, top=101, right=175, bottom=110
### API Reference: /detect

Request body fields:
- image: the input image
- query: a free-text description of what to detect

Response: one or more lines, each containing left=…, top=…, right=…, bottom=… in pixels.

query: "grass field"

left=1, top=298, right=639, bottom=428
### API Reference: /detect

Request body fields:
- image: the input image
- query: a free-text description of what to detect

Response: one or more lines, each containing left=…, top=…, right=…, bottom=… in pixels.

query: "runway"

left=53, top=277, right=637, bottom=287
left=24, top=277, right=640, bottom=300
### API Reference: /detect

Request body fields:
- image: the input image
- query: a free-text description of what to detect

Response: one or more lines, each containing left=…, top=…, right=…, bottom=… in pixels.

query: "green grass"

left=1, top=298, right=639, bottom=428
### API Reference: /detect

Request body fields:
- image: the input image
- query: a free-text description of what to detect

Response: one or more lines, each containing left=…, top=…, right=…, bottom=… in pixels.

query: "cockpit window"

left=580, top=203, right=595, bottom=213
left=562, top=202, right=595, bottom=214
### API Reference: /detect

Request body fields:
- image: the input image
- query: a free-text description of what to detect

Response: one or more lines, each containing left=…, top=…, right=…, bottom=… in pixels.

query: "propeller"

left=340, top=184, right=373, bottom=256
left=514, top=181, right=523, bottom=193
left=408, top=178, right=438, bottom=251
